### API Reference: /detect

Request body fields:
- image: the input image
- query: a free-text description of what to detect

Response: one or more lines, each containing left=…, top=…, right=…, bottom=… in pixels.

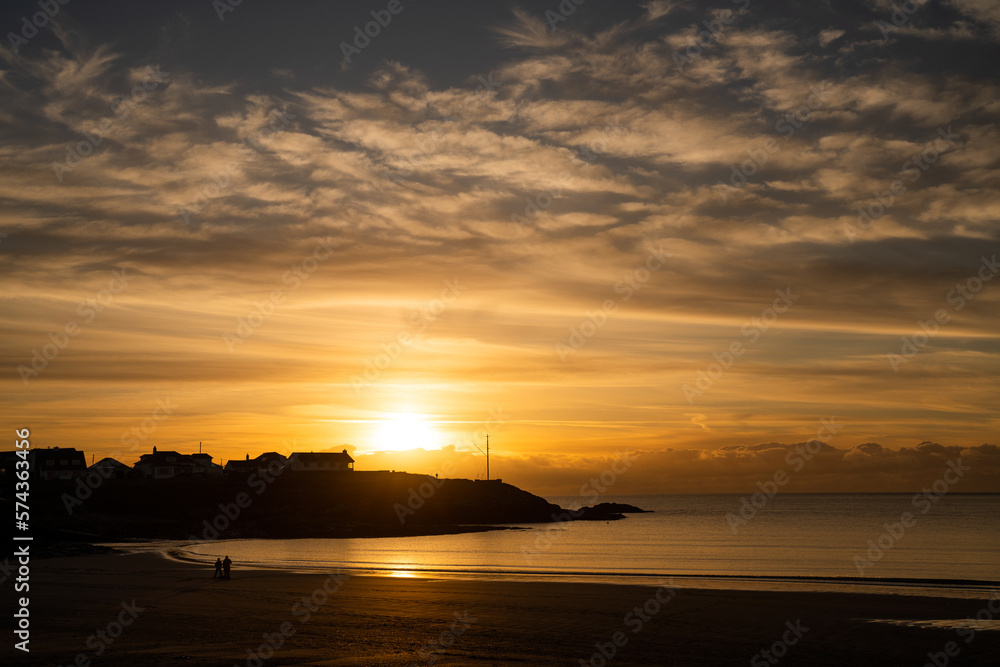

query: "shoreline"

left=112, top=540, right=1000, bottom=600
left=24, top=551, right=1000, bottom=666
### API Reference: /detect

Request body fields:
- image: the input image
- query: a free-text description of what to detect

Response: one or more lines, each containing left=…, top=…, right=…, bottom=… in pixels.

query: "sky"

left=1, top=0, right=998, bottom=495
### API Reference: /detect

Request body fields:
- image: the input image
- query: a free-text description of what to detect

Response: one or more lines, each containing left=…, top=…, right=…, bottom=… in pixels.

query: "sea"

left=126, top=494, right=999, bottom=597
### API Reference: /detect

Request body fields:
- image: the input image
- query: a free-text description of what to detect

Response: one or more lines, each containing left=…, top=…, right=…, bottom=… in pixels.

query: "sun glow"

left=370, top=413, right=438, bottom=452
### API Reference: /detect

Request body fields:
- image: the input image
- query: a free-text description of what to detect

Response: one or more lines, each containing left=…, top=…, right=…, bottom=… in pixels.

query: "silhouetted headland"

left=21, top=470, right=649, bottom=546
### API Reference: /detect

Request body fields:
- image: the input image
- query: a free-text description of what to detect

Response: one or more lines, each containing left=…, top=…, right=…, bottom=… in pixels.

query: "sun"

left=371, top=413, right=438, bottom=451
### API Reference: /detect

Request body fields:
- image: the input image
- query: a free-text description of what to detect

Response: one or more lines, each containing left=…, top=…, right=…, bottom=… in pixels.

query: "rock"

left=571, top=502, right=650, bottom=520
left=588, top=502, right=650, bottom=513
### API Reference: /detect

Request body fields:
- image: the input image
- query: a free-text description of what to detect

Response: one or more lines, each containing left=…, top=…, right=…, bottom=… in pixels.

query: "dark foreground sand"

left=11, top=552, right=1000, bottom=666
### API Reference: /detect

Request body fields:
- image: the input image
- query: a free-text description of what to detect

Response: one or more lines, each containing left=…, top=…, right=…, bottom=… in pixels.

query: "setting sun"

left=370, top=413, right=439, bottom=452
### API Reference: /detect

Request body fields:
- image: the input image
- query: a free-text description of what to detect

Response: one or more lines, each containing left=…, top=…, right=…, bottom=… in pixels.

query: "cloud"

left=348, top=441, right=1000, bottom=496
left=642, top=1, right=680, bottom=22
left=492, top=8, right=574, bottom=50
left=1, top=3, right=998, bottom=485
left=948, top=0, right=1000, bottom=36
left=818, top=28, right=846, bottom=47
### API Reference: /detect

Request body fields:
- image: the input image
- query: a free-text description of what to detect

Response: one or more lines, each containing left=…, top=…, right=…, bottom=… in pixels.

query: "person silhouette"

left=223, top=555, right=232, bottom=580
left=213, top=558, right=223, bottom=579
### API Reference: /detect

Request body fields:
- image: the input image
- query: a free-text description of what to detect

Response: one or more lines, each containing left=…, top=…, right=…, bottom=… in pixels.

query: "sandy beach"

left=9, top=551, right=998, bottom=666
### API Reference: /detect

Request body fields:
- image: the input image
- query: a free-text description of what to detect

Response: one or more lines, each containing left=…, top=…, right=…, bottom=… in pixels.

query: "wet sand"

left=14, top=552, right=1000, bottom=666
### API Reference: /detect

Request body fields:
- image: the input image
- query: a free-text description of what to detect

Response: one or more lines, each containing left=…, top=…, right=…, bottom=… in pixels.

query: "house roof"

left=33, top=448, right=86, bottom=468
left=226, top=452, right=289, bottom=469
left=292, top=450, right=354, bottom=464
left=91, top=457, right=129, bottom=469
left=136, top=451, right=197, bottom=467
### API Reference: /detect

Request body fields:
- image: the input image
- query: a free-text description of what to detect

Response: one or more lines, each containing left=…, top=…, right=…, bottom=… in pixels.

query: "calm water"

left=151, top=494, right=998, bottom=593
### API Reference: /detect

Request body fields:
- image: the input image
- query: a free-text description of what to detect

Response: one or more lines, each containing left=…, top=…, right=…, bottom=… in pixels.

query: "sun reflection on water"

left=388, top=570, right=420, bottom=579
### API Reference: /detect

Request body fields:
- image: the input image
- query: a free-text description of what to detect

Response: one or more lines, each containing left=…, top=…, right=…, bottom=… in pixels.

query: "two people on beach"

left=214, top=556, right=232, bottom=579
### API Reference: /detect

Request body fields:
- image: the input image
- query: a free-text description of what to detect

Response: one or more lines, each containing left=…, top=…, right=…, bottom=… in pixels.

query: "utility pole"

left=474, top=434, right=491, bottom=481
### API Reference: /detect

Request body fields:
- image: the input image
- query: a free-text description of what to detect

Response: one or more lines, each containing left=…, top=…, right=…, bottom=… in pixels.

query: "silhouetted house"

left=90, top=457, right=130, bottom=479
left=289, top=450, right=354, bottom=472
left=0, top=451, right=19, bottom=478
left=225, top=453, right=257, bottom=475
left=31, top=447, right=87, bottom=480
left=133, top=447, right=198, bottom=479
left=133, top=446, right=224, bottom=479
left=225, top=452, right=288, bottom=476
left=190, top=452, right=225, bottom=476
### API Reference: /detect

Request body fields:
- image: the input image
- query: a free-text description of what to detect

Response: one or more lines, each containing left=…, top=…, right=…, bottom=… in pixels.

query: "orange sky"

left=2, top=1, right=999, bottom=495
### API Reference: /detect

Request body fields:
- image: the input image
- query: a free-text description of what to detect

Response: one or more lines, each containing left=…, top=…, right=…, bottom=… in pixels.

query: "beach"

left=13, top=551, right=1000, bottom=666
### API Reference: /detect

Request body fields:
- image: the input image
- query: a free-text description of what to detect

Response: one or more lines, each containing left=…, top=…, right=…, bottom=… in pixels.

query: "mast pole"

left=486, top=434, right=489, bottom=481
